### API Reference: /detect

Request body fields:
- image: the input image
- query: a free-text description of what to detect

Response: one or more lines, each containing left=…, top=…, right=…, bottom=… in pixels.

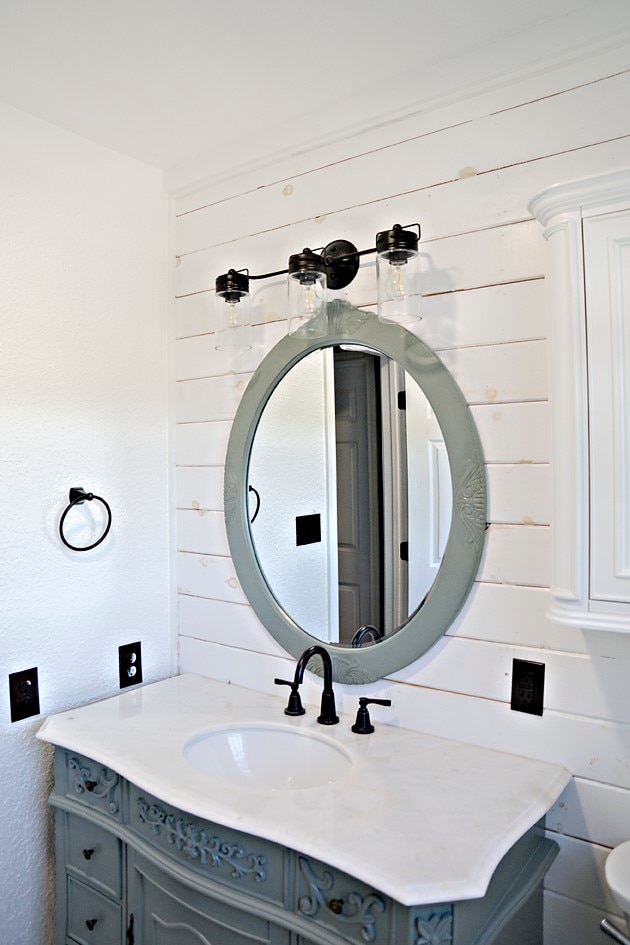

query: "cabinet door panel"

left=128, top=849, right=289, bottom=945
left=585, top=210, right=630, bottom=603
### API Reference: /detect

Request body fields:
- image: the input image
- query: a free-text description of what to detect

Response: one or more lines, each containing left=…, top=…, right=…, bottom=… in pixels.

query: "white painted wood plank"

left=417, top=279, right=546, bottom=351
left=173, top=54, right=630, bottom=205
left=486, top=463, right=550, bottom=525
left=176, top=421, right=231, bottom=466
left=544, top=891, right=620, bottom=945
left=391, top=634, right=630, bottom=725
left=472, top=402, right=549, bottom=463
left=178, top=593, right=286, bottom=658
left=177, top=510, right=229, bottom=556
left=544, top=833, right=619, bottom=915
left=440, top=339, right=547, bottom=405
left=176, top=74, right=630, bottom=251
left=175, top=321, right=286, bottom=380
left=478, top=524, right=550, bottom=587
left=175, top=290, right=213, bottom=339
left=176, top=467, right=224, bottom=511
left=177, top=551, right=243, bottom=602
left=176, top=373, right=250, bottom=423
left=548, top=777, right=630, bottom=848
left=447, top=583, right=585, bottom=652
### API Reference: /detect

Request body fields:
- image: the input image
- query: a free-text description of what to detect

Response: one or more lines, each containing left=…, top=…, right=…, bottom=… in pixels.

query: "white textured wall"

left=0, top=103, right=173, bottom=945
left=173, top=55, right=630, bottom=945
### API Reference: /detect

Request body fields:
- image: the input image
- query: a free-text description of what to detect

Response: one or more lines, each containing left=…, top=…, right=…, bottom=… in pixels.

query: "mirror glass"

left=248, top=345, right=452, bottom=646
left=224, top=302, right=486, bottom=684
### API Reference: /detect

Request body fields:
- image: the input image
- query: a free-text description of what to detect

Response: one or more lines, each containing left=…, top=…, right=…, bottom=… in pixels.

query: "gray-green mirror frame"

left=224, top=301, right=487, bottom=684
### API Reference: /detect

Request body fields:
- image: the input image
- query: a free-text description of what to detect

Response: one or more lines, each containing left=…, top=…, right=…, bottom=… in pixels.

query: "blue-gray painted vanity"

left=39, top=674, right=571, bottom=945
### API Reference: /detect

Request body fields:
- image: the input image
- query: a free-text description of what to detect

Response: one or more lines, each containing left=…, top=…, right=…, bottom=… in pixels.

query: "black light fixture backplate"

left=322, top=239, right=360, bottom=290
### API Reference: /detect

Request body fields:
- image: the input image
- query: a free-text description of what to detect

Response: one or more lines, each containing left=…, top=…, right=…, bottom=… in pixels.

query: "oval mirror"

left=224, top=301, right=486, bottom=684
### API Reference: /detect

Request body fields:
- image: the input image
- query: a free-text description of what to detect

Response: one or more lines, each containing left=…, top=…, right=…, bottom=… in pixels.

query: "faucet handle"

left=351, top=697, right=392, bottom=734
left=274, top=678, right=306, bottom=716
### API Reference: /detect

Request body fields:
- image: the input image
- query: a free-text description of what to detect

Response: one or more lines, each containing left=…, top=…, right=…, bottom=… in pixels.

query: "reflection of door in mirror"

left=333, top=348, right=383, bottom=644
left=248, top=346, right=452, bottom=646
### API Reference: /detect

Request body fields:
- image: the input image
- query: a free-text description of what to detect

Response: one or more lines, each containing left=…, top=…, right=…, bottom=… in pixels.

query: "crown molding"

left=529, top=168, right=630, bottom=225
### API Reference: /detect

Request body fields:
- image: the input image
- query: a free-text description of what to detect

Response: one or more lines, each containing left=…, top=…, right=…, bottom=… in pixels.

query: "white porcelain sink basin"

left=184, top=724, right=352, bottom=791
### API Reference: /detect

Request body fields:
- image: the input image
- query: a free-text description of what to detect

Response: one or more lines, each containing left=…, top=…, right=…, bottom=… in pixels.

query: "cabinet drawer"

left=62, top=812, right=122, bottom=900
left=294, top=855, right=391, bottom=945
left=128, top=785, right=286, bottom=906
left=67, top=877, right=123, bottom=945
left=55, top=749, right=122, bottom=822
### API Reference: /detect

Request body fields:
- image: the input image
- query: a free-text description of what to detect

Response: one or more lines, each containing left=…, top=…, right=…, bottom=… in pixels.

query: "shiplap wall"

left=173, top=68, right=630, bottom=945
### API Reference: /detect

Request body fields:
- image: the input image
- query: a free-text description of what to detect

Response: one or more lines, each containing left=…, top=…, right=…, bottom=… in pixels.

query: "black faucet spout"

left=293, top=645, right=339, bottom=725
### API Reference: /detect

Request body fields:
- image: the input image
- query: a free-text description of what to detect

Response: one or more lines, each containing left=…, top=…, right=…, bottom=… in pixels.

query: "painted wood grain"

left=176, top=466, right=224, bottom=511
left=176, top=509, right=229, bottom=556
left=176, top=73, right=630, bottom=251
left=440, top=339, right=547, bottom=405
left=548, top=777, right=630, bottom=848
left=544, top=833, right=619, bottom=915
left=176, top=421, right=231, bottom=466
left=178, top=592, right=286, bottom=657
left=472, top=402, right=549, bottom=463
left=176, top=373, right=250, bottom=423
left=544, top=891, right=619, bottom=945
left=479, top=524, right=550, bottom=587
left=486, top=463, right=550, bottom=525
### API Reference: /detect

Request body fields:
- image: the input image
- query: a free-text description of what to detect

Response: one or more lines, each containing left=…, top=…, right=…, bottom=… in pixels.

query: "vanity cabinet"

left=530, top=171, right=630, bottom=631
left=50, top=746, right=559, bottom=945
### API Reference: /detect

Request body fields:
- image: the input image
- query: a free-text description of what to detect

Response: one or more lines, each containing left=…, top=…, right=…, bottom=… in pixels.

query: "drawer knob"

left=85, top=918, right=98, bottom=931
left=328, top=898, right=344, bottom=915
left=82, top=848, right=95, bottom=860
left=84, top=780, right=97, bottom=792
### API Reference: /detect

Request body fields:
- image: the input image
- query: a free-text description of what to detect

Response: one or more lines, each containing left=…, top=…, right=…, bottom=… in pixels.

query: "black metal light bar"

left=215, top=223, right=420, bottom=295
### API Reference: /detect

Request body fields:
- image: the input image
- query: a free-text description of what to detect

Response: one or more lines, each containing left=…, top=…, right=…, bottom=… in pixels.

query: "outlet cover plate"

left=9, top=667, right=40, bottom=722
left=511, top=658, right=545, bottom=715
left=119, top=641, right=143, bottom=689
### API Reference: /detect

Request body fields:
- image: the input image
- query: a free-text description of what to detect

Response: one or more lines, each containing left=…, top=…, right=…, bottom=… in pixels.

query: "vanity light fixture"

left=375, top=223, right=420, bottom=325
left=214, top=268, right=252, bottom=351
left=214, top=223, right=420, bottom=348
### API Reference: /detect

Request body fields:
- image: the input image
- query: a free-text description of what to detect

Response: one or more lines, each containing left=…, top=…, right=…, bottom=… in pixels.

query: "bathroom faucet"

left=274, top=645, right=339, bottom=725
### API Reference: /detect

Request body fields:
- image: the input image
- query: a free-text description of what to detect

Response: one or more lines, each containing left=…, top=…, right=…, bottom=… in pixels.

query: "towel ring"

left=59, top=488, right=112, bottom=552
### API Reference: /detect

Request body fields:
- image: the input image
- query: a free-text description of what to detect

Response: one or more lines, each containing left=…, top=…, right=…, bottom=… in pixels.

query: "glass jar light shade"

left=288, top=250, right=327, bottom=338
left=215, top=270, right=252, bottom=351
left=376, top=225, right=420, bottom=325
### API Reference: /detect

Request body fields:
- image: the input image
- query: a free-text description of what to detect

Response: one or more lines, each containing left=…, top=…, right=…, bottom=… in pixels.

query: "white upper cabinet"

left=530, top=171, right=630, bottom=631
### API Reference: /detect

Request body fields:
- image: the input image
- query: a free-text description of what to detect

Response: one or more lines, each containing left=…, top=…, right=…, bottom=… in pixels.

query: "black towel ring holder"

left=59, top=488, right=112, bottom=552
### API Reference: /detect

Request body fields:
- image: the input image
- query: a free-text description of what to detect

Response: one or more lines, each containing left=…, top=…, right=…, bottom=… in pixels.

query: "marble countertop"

left=37, top=673, right=570, bottom=906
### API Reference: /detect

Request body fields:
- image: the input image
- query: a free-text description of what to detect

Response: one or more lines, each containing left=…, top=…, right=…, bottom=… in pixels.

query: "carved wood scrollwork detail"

left=297, top=856, right=386, bottom=943
left=137, top=798, right=267, bottom=882
left=67, top=757, right=120, bottom=814
left=328, top=300, right=371, bottom=336
left=455, top=450, right=486, bottom=551
left=415, top=911, right=453, bottom=945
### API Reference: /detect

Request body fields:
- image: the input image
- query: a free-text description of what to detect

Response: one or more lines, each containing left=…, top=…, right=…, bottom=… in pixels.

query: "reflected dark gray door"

left=334, top=349, right=383, bottom=643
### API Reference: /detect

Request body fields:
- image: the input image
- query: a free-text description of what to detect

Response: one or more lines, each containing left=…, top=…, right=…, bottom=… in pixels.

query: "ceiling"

left=1, top=0, right=629, bottom=189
